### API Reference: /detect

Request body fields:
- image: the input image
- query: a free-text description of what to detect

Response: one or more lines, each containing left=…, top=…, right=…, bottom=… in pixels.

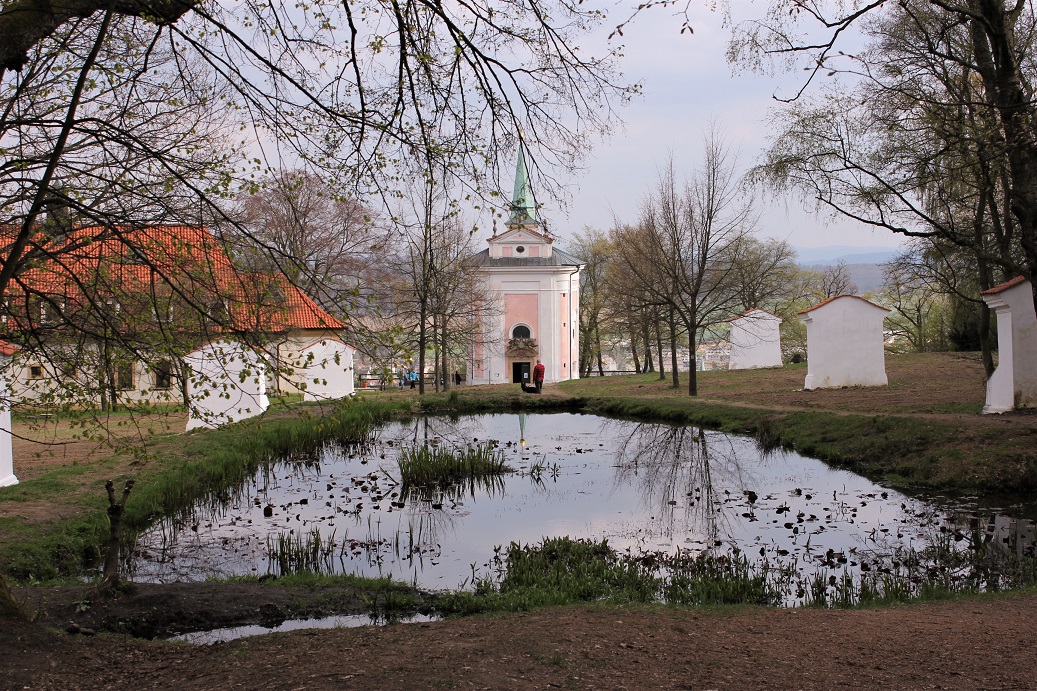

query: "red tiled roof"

left=980, top=275, right=1029, bottom=295
left=798, top=294, right=889, bottom=315
left=4, top=224, right=344, bottom=333
left=0, top=340, right=17, bottom=357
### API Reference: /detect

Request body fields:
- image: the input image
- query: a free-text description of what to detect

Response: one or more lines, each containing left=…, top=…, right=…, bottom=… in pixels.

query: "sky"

left=537, top=0, right=905, bottom=253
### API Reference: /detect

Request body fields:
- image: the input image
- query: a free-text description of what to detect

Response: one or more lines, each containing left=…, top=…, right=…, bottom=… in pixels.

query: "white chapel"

left=467, top=148, right=583, bottom=386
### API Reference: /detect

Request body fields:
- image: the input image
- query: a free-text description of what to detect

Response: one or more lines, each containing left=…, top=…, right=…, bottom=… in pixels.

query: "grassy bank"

left=0, top=398, right=417, bottom=583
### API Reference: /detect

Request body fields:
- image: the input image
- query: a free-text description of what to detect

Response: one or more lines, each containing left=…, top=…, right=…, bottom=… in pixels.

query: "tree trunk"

left=440, top=317, right=449, bottom=391
left=593, top=324, right=604, bottom=376
left=417, top=305, right=427, bottom=395
left=432, top=313, right=440, bottom=393
left=97, top=479, right=134, bottom=595
left=668, top=308, right=680, bottom=388
left=969, top=5, right=1037, bottom=320
left=641, top=320, right=654, bottom=372
left=688, top=327, right=699, bottom=396
left=630, top=330, right=641, bottom=374
left=654, top=310, right=665, bottom=380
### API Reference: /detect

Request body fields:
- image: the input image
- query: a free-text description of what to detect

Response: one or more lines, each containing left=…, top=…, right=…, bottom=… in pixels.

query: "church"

left=467, top=147, right=584, bottom=386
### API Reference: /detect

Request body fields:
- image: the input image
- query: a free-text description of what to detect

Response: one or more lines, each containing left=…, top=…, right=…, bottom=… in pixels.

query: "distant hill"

left=793, top=245, right=898, bottom=293
left=799, top=262, right=886, bottom=293
left=793, top=245, right=901, bottom=265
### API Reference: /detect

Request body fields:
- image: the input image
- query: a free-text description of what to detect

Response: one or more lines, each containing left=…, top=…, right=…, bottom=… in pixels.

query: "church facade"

left=467, top=148, right=583, bottom=386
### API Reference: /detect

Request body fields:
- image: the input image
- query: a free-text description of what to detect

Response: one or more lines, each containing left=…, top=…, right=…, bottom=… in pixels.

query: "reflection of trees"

left=609, top=422, right=758, bottom=543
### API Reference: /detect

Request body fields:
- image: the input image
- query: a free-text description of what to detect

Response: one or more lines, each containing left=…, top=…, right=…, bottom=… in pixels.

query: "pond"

left=128, top=413, right=1037, bottom=601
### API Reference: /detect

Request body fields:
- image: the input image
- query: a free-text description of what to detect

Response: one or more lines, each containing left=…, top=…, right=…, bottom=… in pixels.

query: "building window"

left=515, top=245, right=525, bottom=253
left=116, top=362, right=135, bottom=390
left=511, top=324, right=531, bottom=339
left=153, top=360, right=173, bottom=389
left=29, top=365, right=44, bottom=379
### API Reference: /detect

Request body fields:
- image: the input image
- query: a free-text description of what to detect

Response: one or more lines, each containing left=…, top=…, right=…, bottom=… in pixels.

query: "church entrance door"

left=512, top=361, right=530, bottom=384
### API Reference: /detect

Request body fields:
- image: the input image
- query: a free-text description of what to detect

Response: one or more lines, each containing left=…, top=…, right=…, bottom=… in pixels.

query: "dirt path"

left=4, top=591, right=1037, bottom=689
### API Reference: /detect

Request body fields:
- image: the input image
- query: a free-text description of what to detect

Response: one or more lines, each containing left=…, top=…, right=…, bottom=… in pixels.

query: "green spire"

left=508, top=144, right=537, bottom=226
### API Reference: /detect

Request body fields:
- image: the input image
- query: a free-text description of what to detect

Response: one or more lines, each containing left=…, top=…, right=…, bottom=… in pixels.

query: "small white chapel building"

left=980, top=276, right=1037, bottom=413
left=799, top=294, right=890, bottom=390
left=467, top=148, right=583, bottom=385
left=728, top=309, right=783, bottom=370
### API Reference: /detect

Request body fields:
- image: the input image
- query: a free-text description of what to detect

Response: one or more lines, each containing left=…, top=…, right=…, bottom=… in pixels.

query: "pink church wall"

left=505, top=294, right=539, bottom=338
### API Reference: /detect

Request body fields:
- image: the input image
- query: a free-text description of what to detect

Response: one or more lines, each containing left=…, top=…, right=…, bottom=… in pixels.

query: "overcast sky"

left=539, top=1, right=905, bottom=252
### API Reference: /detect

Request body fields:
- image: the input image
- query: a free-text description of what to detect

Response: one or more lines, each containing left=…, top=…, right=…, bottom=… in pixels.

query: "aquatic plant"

left=397, top=442, right=513, bottom=488
left=434, top=537, right=791, bottom=615
left=266, top=527, right=337, bottom=575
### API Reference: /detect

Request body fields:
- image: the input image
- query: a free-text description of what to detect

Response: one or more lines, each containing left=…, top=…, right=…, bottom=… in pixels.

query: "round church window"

left=516, top=245, right=525, bottom=253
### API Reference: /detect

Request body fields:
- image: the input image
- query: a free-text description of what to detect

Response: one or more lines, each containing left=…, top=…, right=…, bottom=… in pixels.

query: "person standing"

left=533, top=358, right=545, bottom=394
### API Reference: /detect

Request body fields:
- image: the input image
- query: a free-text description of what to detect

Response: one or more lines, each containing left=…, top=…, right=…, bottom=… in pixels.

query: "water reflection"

left=610, top=422, right=752, bottom=544
left=127, top=413, right=1037, bottom=602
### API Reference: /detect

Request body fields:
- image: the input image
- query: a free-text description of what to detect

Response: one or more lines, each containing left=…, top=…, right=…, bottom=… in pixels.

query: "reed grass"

left=397, top=442, right=513, bottom=487
left=266, top=527, right=337, bottom=576
left=433, top=532, right=1037, bottom=617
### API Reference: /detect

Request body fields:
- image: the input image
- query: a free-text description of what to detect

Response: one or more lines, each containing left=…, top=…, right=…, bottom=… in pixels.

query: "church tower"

left=467, top=146, right=584, bottom=386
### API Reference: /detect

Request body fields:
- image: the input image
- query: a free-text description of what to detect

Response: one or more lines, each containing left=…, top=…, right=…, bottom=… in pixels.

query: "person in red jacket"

left=533, top=358, right=546, bottom=393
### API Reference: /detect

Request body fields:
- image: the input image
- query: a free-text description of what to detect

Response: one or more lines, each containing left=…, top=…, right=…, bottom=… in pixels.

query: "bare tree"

left=572, top=227, right=616, bottom=377
left=613, top=130, right=759, bottom=395
left=0, top=0, right=631, bottom=400
left=232, top=171, right=385, bottom=316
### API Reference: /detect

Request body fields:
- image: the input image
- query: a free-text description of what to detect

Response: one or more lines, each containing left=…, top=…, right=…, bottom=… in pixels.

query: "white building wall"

left=185, top=340, right=269, bottom=430
left=287, top=338, right=356, bottom=401
left=981, top=278, right=1037, bottom=413
left=728, top=310, right=783, bottom=370
left=0, top=353, right=16, bottom=487
left=800, top=296, right=890, bottom=390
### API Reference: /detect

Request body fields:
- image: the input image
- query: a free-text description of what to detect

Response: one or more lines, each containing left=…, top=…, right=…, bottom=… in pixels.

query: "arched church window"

left=511, top=324, right=531, bottom=339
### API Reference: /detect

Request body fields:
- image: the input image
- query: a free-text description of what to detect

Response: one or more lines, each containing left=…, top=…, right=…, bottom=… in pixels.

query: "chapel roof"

left=3, top=224, right=344, bottom=333
left=798, top=293, right=890, bottom=315
left=472, top=246, right=584, bottom=268
left=508, top=143, right=538, bottom=226
left=980, top=275, right=1029, bottom=295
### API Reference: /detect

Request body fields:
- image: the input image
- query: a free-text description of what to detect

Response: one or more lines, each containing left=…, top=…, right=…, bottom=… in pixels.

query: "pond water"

left=172, top=613, right=438, bottom=645
left=128, top=413, right=1037, bottom=596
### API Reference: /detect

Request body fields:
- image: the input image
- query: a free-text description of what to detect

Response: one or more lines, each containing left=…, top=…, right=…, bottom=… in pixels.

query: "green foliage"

left=397, top=442, right=513, bottom=487
left=266, top=527, right=337, bottom=576
left=434, top=537, right=789, bottom=616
